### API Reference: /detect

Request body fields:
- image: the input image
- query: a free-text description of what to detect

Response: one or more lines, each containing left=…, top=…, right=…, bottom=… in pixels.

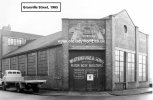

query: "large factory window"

left=127, top=53, right=135, bottom=82
left=18, top=55, right=27, bottom=76
left=27, top=53, right=36, bottom=76
left=139, top=55, right=147, bottom=81
left=8, top=37, right=26, bottom=46
left=38, top=50, right=48, bottom=76
left=115, top=50, right=125, bottom=82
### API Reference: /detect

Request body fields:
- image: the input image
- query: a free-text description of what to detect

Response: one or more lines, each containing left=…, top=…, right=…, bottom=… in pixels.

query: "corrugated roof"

left=4, top=31, right=63, bottom=58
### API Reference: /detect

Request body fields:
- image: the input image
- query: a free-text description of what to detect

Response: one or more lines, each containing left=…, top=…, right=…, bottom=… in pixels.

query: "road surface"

left=0, top=89, right=153, bottom=100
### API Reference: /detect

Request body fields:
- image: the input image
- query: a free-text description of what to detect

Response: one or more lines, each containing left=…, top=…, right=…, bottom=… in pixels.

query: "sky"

left=0, top=0, right=153, bottom=79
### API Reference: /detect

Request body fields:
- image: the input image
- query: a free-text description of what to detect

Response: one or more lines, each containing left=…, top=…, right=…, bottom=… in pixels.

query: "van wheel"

left=16, top=84, right=23, bottom=93
left=2, top=83, right=6, bottom=91
left=32, top=85, right=39, bottom=93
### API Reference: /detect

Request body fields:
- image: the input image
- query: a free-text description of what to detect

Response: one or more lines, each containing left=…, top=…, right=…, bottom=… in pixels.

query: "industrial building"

left=0, top=26, right=43, bottom=78
left=1, top=10, right=149, bottom=91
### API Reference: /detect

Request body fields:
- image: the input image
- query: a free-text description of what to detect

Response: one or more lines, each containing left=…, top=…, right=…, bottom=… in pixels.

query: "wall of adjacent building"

left=0, top=30, right=43, bottom=78
left=111, top=11, right=149, bottom=90
left=113, top=11, right=137, bottom=90
left=138, top=31, right=149, bottom=88
left=2, top=45, right=67, bottom=90
left=62, top=19, right=106, bottom=91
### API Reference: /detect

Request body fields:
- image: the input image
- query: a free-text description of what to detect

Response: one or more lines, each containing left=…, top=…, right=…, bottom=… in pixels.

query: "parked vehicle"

left=1, top=70, right=46, bottom=93
left=149, top=79, right=152, bottom=87
left=0, top=78, right=2, bottom=86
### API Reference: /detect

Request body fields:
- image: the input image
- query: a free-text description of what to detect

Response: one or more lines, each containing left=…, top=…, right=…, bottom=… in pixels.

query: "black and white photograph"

left=0, top=0, right=153, bottom=100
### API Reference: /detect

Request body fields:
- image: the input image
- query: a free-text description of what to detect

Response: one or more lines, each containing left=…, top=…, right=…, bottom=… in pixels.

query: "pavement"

left=37, top=88, right=153, bottom=96
left=0, top=85, right=152, bottom=96
left=108, top=88, right=153, bottom=96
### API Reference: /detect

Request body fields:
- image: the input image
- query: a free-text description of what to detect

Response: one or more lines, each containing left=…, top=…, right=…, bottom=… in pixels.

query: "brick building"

left=1, top=10, right=149, bottom=91
left=0, top=26, right=43, bottom=77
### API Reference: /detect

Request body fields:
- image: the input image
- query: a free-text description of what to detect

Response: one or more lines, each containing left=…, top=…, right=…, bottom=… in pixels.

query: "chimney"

left=2, top=25, right=11, bottom=31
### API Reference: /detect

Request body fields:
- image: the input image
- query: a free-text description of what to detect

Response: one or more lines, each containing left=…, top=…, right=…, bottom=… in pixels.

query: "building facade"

left=1, top=10, right=149, bottom=91
left=0, top=27, right=43, bottom=77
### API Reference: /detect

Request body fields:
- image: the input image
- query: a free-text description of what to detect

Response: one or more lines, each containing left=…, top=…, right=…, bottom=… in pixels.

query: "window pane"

left=143, top=56, right=146, bottom=64
left=128, top=63, right=131, bottom=68
left=139, top=64, right=142, bottom=70
left=120, top=62, right=124, bottom=67
left=139, top=55, right=142, bottom=63
left=132, top=54, right=135, bottom=62
left=115, top=55, right=119, bottom=61
left=10, top=38, right=13, bottom=45
left=13, top=39, right=17, bottom=45
left=115, top=50, right=119, bottom=56
left=120, top=56, right=124, bottom=61
left=8, top=38, right=11, bottom=45
left=132, top=54, right=134, bottom=59
left=115, top=65, right=119, bottom=72
left=128, top=53, right=131, bottom=58
left=132, top=63, right=134, bottom=68
left=128, top=57, right=131, bottom=62
left=115, top=62, right=119, bottom=67
left=19, top=39, right=22, bottom=45
left=120, top=51, right=124, bottom=56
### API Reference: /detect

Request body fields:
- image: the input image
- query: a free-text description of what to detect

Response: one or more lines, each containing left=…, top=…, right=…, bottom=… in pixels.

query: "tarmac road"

left=0, top=89, right=153, bottom=100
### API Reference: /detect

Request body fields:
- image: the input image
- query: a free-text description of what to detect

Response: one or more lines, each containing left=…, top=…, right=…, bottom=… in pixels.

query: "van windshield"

left=8, top=72, right=12, bottom=74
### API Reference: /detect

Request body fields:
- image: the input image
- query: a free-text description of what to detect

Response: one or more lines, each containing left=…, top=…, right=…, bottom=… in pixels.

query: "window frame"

left=138, top=55, right=147, bottom=82
left=127, top=52, right=135, bottom=82
left=114, top=50, right=125, bottom=83
left=7, top=37, right=26, bottom=46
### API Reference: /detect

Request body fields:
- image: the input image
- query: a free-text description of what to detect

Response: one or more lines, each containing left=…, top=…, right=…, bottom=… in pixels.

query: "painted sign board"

left=68, top=20, right=105, bottom=49
left=87, top=74, right=94, bottom=81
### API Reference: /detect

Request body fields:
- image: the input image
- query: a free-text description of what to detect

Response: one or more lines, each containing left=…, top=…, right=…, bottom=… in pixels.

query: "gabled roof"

left=0, top=29, right=43, bottom=39
left=3, top=31, right=63, bottom=58
left=112, top=9, right=136, bottom=26
left=100, top=9, right=136, bottom=27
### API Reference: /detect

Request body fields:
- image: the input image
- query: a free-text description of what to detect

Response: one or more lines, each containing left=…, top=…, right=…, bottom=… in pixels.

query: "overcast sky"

left=0, top=0, right=153, bottom=78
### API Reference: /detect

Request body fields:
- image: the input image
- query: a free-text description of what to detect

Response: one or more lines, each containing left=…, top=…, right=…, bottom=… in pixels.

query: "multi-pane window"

left=27, top=53, right=36, bottom=76
left=38, top=50, right=48, bottom=76
left=8, top=37, right=26, bottom=46
left=139, top=55, right=147, bottom=81
left=127, top=53, right=135, bottom=82
left=115, top=50, right=124, bottom=82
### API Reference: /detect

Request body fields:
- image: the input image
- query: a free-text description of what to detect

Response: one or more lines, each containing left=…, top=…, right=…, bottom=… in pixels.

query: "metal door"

left=86, top=69, right=98, bottom=91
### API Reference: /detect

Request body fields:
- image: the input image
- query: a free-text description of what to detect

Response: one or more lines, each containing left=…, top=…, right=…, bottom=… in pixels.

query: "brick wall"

left=62, top=19, right=69, bottom=90
left=1, top=46, right=64, bottom=89
left=112, top=11, right=136, bottom=90
left=138, top=32, right=147, bottom=53
left=105, top=16, right=114, bottom=91
left=48, top=46, right=64, bottom=89
left=114, top=11, right=136, bottom=51
left=62, top=19, right=106, bottom=90
left=112, top=11, right=149, bottom=90
left=138, top=32, right=149, bottom=88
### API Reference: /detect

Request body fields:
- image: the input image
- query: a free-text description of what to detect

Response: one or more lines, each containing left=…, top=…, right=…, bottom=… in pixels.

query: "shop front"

left=69, top=50, right=105, bottom=91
